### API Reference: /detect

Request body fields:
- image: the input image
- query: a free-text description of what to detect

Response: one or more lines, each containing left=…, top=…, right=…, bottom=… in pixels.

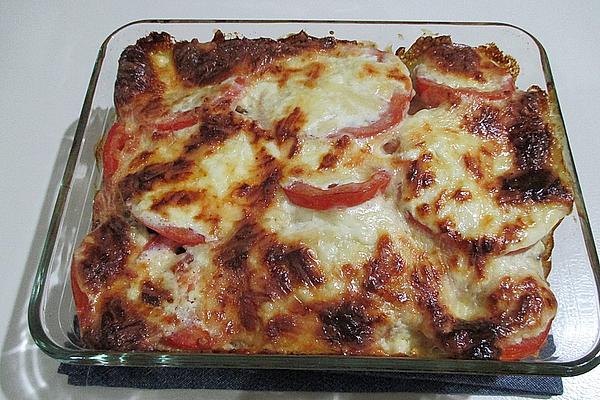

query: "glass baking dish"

left=28, top=19, right=600, bottom=376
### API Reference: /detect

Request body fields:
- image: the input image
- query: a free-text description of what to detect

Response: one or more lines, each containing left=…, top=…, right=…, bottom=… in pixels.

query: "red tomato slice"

left=102, top=122, right=130, bottom=179
left=283, top=170, right=391, bottom=210
left=134, top=212, right=206, bottom=245
left=142, top=234, right=181, bottom=252
left=161, top=326, right=212, bottom=350
left=154, top=110, right=199, bottom=133
left=499, top=321, right=552, bottom=361
left=70, top=265, right=92, bottom=329
left=143, top=222, right=206, bottom=246
left=153, top=78, right=246, bottom=132
left=415, top=76, right=515, bottom=108
left=337, top=92, right=410, bottom=138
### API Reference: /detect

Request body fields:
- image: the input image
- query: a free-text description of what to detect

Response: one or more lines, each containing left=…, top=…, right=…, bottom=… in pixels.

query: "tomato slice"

left=143, top=222, right=206, bottom=246
left=499, top=321, right=552, bottom=361
left=70, top=264, right=92, bottom=329
left=283, top=170, right=391, bottom=210
left=142, top=233, right=181, bottom=252
left=102, top=122, right=130, bottom=179
left=337, top=92, right=410, bottom=138
left=415, top=76, right=515, bottom=108
left=212, top=76, right=247, bottom=107
left=154, top=110, right=200, bottom=133
left=134, top=212, right=206, bottom=245
left=161, top=326, right=212, bottom=350
left=153, top=78, right=246, bottom=133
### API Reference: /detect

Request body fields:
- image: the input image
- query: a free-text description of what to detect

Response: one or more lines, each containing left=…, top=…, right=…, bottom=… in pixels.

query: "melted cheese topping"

left=239, top=48, right=412, bottom=138
left=129, top=132, right=261, bottom=241
left=263, top=192, right=407, bottom=268
left=72, top=33, right=570, bottom=360
left=414, top=63, right=513, bottom=92
left=396, top=105, right=571, bottom=253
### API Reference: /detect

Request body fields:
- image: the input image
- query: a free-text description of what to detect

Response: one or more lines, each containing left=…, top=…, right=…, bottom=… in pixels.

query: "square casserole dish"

left=28, top=19, right=600, bottom=376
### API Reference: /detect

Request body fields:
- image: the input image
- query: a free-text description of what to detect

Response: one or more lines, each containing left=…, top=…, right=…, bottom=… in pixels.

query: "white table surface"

left=1, top=1, right=599, bottom=398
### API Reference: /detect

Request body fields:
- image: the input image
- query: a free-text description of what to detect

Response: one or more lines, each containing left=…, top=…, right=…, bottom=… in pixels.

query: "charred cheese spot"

left=128, top=150, right=155, bottom=171
left=441, top=320, right=500, bottom=359
left=387, top=67, right=410, bottom=83
left=318, top=135, right=351, bottom=169
left=215, top=222, right=264, bottom=271
left=405, top=154, right=436, bottom=197
left=274, top=107, right=305, bottom=158
left=416, top=203, right=431, bottom=217
left=265, top=244, right=324, bottom=294
left=359, top=63, right=379, bottom=78
left=411, top=264, right=454, bottom=333
left=239, top=293, right=261, bottom=331
left=463, top=154, right=483, bottom=180
left=397, top=36, right=454, bottom=68
left=320, top=301, right=375, bottom=346
left=251, top=168, right=283, bottom=206
left=120, top=159, right=194, bottom=202
left=364, top=235, right=405, bottom=293
left=75, top=217, right=132, bottom=291
left=150, top=190, right=204, bottom=212
left=83, top=298, right=151, bottom=351
left=185, top=112, right=241, bottom=153
left=266, top=315, right=297, bottom=340
left=424, top=42, right=484, bottom=81
left=462, top=104, right=505, bottom=139
left=499, top=169, right=572, bottom=205
left=141, top=280, right=174, bottom=306
left=506, top=89, right=552, bottom=169
left=318, top=153, right=339, bottom=170
left=488, top=276, right=557, bottom=329
left=303, top=62, right=325, bottom=87
left=453, top=188, right=472, bottom=202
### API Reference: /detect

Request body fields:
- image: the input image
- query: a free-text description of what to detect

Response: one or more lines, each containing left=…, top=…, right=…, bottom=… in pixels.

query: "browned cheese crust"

left=70, top=31, right=573, bottom=360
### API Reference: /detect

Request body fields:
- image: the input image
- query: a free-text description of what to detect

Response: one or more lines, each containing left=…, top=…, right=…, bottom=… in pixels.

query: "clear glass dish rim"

left=27, top=18, right=600, bottom=377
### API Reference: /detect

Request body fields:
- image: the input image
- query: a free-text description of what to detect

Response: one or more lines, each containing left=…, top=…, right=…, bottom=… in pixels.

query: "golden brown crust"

left=397, top=36, right=454, bottom=70
left=114, top=31, right=355, bottom=121
left=172, top=31, right=339, bottom=88
left=114, top=32, right=172, bottom=115
left=397, top=35, right=518, bottom=80
left=478, top=43, right=520, bottom=80
left=75, top=216, right=132, bottom=291
left=72, top=32, right=569, bottom=359
left=82, top=297, right=155, bottom=351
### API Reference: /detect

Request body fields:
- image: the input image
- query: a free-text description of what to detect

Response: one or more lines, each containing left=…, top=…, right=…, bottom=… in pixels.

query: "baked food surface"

left=71, top=31, right=573, bottom=360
